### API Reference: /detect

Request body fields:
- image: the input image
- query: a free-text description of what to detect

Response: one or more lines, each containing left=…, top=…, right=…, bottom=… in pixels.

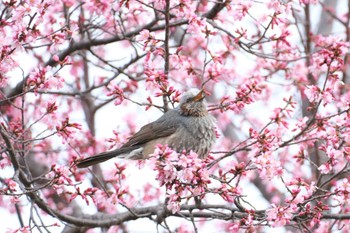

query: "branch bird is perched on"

left=76, top=89, right=216, bottom=168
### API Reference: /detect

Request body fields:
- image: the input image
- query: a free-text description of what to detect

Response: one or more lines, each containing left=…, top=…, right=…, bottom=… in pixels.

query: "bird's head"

left=178, top=89, right=208, bottom=117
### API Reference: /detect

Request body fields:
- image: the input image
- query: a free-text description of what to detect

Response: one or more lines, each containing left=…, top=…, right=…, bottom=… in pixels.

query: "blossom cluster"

left=149, top=145, right=212, bottom=213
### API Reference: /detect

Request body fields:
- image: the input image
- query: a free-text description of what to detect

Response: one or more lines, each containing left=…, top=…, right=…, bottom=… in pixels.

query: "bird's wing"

left=121, top=110, right=180, bottom=148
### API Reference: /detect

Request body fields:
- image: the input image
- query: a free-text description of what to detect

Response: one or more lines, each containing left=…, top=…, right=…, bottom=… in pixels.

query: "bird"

left=76, top=89, right=216, bottom=168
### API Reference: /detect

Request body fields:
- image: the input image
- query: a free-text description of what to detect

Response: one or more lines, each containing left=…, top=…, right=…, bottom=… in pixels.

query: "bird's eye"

left=186, top=97, right=193, bottom=103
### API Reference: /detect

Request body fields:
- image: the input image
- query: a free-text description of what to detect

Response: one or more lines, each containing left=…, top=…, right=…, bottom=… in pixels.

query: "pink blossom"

left=48, top=75, right=65, bottom=89
left=137, top=30, right=159, bottom=50
left=46, top=100, right=58, bottom=114
left=149, top=145, right=213, bottom=212
left=106, top=83, right=124, bottom=105
left=27, top=66, right=65, bottom=92
left=334, top=178, right=350, bottom=202
left=6, top=226, right=31, bottom=233
left=253, top=153, right=284, bottom=179
left=6, top=179, right=18, bottom=192
left=267, top=0, right=281, bottom=11
left=304, top=85, right=320, bottom=103
left=167, top=194, right=181, bottom=213
left=227, top=222, right=241, bottom=233
left=232, top=1, right=252, bottom=21
left=137, top=29, right=151, bottom=41
left=314, top=221, right=331, bottom=233
left=187, top=14, right=206, bottom=34
left=318, top=163, right=332, bottom=174
left=292, top=117, right=309, bottom=132
left=173, top=0, right=193, bottom=18
left=266, top=204, right=292, bottom=227
left=76, top=187, right=98, bottom=205
left=56, top=117, right=82, bottom=142
left=320, top=88, right=334, bottom=106
left=318, top=146, right=342, bottom=174
left=27, top=66, right=48, bottom=88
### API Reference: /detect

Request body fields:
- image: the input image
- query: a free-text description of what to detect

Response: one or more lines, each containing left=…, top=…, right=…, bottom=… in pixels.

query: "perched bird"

left=76, top=89, right=216, bottom=168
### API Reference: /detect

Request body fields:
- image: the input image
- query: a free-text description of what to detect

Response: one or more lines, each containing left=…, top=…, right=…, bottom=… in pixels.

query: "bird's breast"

left=168, top=115, right=216, bottom=158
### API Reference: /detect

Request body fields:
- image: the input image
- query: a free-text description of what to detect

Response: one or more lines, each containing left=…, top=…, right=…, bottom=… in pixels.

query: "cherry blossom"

left=0, top=0, right=349, bottom=232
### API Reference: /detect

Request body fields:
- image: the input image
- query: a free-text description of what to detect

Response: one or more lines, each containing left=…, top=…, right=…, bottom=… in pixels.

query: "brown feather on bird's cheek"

left=180, top=103, right=190, bottom=116
left=181, top=102, right=207, bottom=117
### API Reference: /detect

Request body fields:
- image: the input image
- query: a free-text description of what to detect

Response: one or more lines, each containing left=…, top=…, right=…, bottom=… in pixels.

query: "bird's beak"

left=193, top=90, right=205, bottom=102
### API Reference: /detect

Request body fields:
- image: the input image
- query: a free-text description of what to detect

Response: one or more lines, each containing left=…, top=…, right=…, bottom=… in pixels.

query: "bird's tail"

left=76, top=147, right=136, bottom=168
